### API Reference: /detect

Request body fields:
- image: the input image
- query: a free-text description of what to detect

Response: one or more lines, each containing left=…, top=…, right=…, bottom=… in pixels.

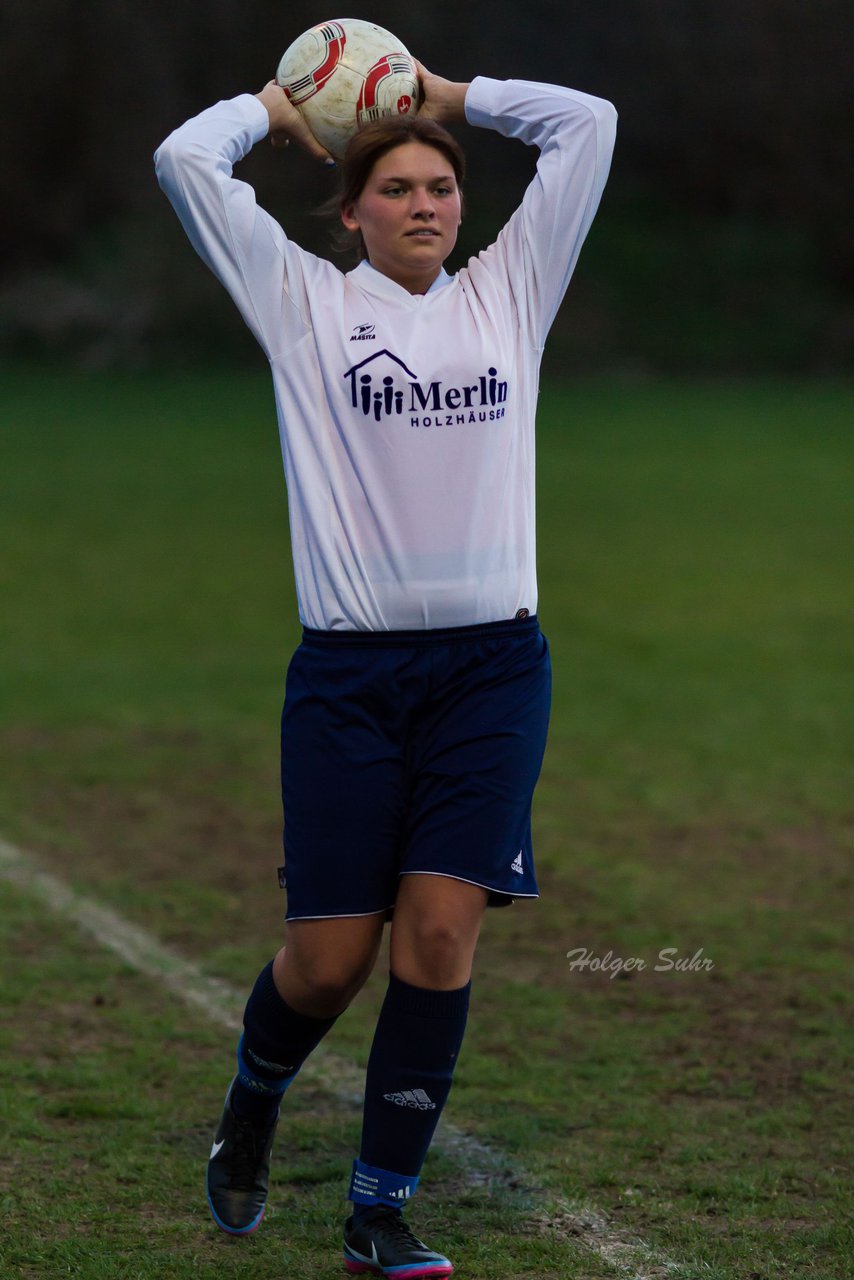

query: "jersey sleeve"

left=154, top=94, right=322, bottom=359
left=464, top=77, right=617, bottom=350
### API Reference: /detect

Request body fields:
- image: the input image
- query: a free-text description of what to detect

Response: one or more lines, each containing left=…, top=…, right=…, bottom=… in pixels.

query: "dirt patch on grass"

left=0, top=723, right=285, bottom=948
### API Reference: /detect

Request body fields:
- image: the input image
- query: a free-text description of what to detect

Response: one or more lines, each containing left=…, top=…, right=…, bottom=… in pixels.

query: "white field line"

left=0, top=835, right=681, bottom=1279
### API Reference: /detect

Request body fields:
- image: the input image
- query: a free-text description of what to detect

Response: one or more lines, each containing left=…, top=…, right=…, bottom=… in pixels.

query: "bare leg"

left=389, top=873, right=488, bottom=989
left=273, top=912, right=386, bottom=1016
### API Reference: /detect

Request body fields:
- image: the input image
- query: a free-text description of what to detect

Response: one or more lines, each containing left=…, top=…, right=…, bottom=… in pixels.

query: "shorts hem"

left=401, top=869, right=539, bottom=902
left=285, top=905, right=393, bottom=922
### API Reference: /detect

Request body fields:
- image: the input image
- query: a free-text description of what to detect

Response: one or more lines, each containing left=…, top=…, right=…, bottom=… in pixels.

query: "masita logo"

left=350, top=323, right=376, bottom=341
left=343, top=349, right=508, bottom=429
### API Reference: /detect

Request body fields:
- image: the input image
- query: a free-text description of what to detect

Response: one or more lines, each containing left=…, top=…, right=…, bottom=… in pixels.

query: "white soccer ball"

left=276, top=18, right=421, bottom=160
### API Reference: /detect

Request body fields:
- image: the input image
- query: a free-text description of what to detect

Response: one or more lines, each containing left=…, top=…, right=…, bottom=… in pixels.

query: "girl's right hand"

left=255, top=81, right=334, bottom=161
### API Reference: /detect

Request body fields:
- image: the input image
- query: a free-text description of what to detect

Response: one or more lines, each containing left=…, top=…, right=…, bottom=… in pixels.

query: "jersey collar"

left=347, top=260, right=453, bottom=303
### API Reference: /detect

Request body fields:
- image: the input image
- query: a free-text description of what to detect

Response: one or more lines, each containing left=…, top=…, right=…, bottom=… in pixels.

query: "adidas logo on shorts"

left=383, top=1088, right=436, bottom=1110
left=511, top=850, right=524, bottom=875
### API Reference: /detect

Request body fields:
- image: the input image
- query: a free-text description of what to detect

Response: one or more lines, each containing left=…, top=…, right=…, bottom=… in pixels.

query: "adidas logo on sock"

left=383, top=1087, right=437, bottom=1110
left=387, top=1184, right=414, bottom=1200
left=511, top=850, right=524, bottom=875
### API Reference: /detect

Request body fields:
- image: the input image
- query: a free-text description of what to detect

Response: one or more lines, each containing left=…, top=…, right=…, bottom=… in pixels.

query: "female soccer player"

left=155, top=60, right=616, bottom=1278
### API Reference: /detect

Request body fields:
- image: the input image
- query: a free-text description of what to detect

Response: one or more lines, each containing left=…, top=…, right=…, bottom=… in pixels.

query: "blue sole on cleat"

left=343, top=1261, right=453, bottom=1278
left=206, top=1193, right=265, bottom=1236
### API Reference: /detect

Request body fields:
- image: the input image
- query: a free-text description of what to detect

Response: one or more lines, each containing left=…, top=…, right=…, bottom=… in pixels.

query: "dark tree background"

left=1, top=0, right=851, bottom=371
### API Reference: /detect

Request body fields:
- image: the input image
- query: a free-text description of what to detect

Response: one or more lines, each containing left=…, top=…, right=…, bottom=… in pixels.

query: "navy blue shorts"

left=278, top=616, right=551, bottom=920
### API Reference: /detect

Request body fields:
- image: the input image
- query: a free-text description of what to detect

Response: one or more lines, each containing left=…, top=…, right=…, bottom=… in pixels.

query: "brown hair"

left=328, top=115, right=466, bottom=261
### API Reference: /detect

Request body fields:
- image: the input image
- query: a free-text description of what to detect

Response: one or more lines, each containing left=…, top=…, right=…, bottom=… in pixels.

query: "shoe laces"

left=228, top=1115, right=270, bottom=1189
left=361, top=1207, right=424, bottom=1250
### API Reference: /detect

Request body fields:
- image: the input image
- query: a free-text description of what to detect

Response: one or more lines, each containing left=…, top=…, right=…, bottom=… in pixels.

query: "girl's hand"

left=414, top=62, right=470, bottom=124
left=255, top=81, right=334, bottom=161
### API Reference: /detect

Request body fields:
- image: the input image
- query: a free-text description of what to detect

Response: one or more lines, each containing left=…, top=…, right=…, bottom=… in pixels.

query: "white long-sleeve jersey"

left=155, top=78, right=616, bottom=631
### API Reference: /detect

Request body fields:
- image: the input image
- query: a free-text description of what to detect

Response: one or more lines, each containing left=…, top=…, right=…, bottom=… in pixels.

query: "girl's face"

left=341, top=141, right=462, bottom=294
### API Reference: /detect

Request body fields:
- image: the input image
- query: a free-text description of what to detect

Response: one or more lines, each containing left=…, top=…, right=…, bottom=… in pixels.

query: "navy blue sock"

left=232, top=960, right=338, bottom=1122
left=350, top=973, right=471, bottom=1219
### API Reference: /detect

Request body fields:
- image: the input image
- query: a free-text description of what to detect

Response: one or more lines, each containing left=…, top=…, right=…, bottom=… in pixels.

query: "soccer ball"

left=276, top=18, right=421, bottom=160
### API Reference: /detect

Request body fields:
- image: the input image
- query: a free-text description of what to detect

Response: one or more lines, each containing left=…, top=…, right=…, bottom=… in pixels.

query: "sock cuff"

left=385, top=972, right=471, bottom=1019
left=241, top=960, right=340, bottom=1092
left=249, top=960, right=288, bottom=1020
left=249, top=959, right=340, bottom=1025
left=349, top=1158, right=420, bottom=1207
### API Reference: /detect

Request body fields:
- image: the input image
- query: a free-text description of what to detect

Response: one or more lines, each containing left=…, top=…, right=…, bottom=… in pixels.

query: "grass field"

left=1, top=367, right=852, bottom=1279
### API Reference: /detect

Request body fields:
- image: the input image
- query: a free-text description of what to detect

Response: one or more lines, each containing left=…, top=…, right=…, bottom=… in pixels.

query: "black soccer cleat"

left=343, top=1206, right=453, bottom=1277
left=205, top=1078, right=279, bottom=1235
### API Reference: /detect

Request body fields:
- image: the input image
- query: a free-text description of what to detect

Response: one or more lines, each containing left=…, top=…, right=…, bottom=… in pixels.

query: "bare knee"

left=391, top=876, right=487, bottom=989
left=273, top=920, right=382, bottom=1017
left=286, top=953, right=372, bottom=1013
left=394, top=915, right=476, bottom=989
